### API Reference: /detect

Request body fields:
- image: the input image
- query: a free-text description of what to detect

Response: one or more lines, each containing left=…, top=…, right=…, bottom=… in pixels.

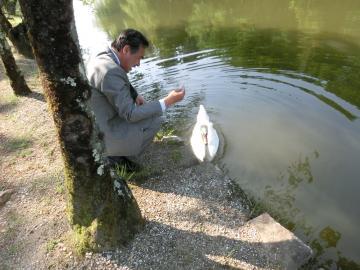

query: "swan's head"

left=200, top=125, right=208, bottom=145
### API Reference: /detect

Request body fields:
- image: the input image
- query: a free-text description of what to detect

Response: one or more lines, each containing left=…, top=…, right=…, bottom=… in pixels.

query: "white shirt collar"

left=109, top=45, right=121, bottom=66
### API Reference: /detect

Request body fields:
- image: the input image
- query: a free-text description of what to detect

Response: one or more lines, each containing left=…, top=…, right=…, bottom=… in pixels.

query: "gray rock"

left=242, top=213, right=313, bottom=269
left=0, top=189, right=14, bottom=207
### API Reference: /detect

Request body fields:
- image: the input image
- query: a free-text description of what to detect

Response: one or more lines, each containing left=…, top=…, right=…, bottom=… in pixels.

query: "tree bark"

left=18, top=0, right=143, bottom=252
left=0, top=7, right=33, bottom=58
left=0, top=29, right=31, bottom=96
left=0, top=0, right=17, bottom=15
left=0, top=6, right=12, bottom=33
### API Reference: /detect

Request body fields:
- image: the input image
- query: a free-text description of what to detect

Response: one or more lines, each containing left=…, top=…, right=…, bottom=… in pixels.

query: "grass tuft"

left=46, top=239, right=59, bottom=253
left=1, top=136, right=32, bottom=153
left=155, top=126, right=175, bottom=141
left=115, top=164, right=134, bottom=181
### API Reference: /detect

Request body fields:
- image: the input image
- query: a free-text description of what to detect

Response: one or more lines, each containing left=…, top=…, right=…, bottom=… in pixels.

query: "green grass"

left=56, top=182, right=65, bottom=194
left=18, top=148, right=32, bottom=158
left=126, top=166, right=157, bottom=185
left=46, top=239, right=59, bottom=253
left=115, top=164, right=135, bottom=181
left=0, top=91, right=20, bottom=113
left=8, top=243, right=22, bottom=256
left=155, top=126, right=175, bottom=141
left=2, top=91, right=19, bottom=104
left=2, top=136, right=32, bottom=153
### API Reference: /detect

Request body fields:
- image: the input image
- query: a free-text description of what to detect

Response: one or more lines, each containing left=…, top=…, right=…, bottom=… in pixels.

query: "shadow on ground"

left=0, top=101, right=19, bottom=114
left=27, top=91, right=45, bottom=102
left=105, top=219, right=306, bottom=269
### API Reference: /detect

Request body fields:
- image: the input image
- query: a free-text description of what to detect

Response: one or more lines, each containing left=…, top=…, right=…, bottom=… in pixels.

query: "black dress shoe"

left=107, top=156, right=141, bottom=172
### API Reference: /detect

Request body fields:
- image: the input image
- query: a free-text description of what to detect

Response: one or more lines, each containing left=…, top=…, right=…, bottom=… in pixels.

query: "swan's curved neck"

left=200, top=125, right=208, bottom=145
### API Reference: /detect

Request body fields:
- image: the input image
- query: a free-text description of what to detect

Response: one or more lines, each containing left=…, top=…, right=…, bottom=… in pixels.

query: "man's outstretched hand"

left=164, top=88, right=186, bottom=107
left=136, top=95, right=145, bottom=105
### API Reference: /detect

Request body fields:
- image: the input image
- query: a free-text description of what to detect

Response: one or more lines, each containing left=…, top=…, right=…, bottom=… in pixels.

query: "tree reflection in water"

left=80, top=0, right=360, bottom=267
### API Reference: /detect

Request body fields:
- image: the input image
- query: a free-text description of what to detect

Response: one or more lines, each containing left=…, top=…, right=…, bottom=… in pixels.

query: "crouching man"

left=87, top=29, right=185, bottom=170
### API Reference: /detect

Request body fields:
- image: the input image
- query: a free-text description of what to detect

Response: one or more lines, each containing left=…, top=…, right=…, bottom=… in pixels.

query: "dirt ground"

left=1, top=51, right=311, bottom=270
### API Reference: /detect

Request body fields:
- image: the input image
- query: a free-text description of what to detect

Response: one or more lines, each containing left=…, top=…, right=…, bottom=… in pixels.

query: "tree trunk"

left=0, top=6, right=12, bottom=33
left=0, top=7, right=33, bottom=58
left=18, top=0, right=143, bottom=252
left=1, top=0, right=17, bottom=15
left=0, top=29, right=31, bottom=95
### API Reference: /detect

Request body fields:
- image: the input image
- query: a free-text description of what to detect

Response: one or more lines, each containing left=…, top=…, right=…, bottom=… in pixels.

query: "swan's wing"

left=207, top=124, right=219, bottom=161
left=197, top=105, right=210, bottom=123
left=190, top=124, right=206, bottom=162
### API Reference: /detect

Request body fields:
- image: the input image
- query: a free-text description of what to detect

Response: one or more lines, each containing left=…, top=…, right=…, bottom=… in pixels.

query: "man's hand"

left=135, top=95, right=145, bottom=106
left=164, top=88, right=185, bottom=107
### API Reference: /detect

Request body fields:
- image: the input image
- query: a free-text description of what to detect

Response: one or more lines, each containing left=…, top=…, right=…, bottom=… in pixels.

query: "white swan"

left=190, top=105, right=219, bottom=162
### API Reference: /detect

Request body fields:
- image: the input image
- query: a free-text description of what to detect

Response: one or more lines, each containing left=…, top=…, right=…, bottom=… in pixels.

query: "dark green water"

left=75, top=1, right=360, bottom=268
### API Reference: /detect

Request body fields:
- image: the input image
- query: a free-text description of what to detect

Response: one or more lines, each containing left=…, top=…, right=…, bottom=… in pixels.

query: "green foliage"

left=80, top=0, right=95, bottom=6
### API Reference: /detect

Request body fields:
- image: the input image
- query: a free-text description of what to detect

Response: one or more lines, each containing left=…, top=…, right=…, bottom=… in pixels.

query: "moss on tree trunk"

left=18, top=0, right=143, bottom=252
left=0, top=30, right=31, bottom=96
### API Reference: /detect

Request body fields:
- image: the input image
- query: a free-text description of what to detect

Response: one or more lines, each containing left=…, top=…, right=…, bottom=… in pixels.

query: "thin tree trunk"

left=0, top=7, right=33, bottom=58
left=0, top=29, right=31, bottom=95
left=2, top=0, right=17, bottom=15
left=0, top=6, right=12, bottom=33
left=18, top=0, right=143, bottom=252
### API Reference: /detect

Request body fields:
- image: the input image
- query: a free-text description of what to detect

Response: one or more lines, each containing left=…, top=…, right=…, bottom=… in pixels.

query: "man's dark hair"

left=111, top=29, right=149, bottom=54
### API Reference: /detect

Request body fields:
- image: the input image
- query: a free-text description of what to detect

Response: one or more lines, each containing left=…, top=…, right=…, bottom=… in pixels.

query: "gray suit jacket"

left=87, top=47, right=163, bottom=156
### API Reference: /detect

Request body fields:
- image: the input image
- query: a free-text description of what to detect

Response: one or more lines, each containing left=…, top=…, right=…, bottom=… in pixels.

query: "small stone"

left=0, top=189, right=14, bottom=207
left=85, top=252, right=92, bottom=258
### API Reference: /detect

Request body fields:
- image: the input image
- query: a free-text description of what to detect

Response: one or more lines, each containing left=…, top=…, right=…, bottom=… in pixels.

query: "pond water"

left=74, top=0, right=360, bottom=268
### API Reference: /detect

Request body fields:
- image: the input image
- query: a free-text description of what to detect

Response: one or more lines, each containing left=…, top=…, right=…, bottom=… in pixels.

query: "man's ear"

left=123, top=45, right=131, bottom=55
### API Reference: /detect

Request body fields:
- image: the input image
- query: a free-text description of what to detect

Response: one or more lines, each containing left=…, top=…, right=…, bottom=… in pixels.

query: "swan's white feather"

left=190, top=105, right=219, bottom=162
left=197, top=105, right=210, bottom=123
left=207, top=122, right=219, bottom=161
left=190, top=122, right=206, bottom=161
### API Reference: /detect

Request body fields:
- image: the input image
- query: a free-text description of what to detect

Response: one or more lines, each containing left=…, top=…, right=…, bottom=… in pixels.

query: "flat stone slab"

left=240, top=213, right=313, bottom=269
